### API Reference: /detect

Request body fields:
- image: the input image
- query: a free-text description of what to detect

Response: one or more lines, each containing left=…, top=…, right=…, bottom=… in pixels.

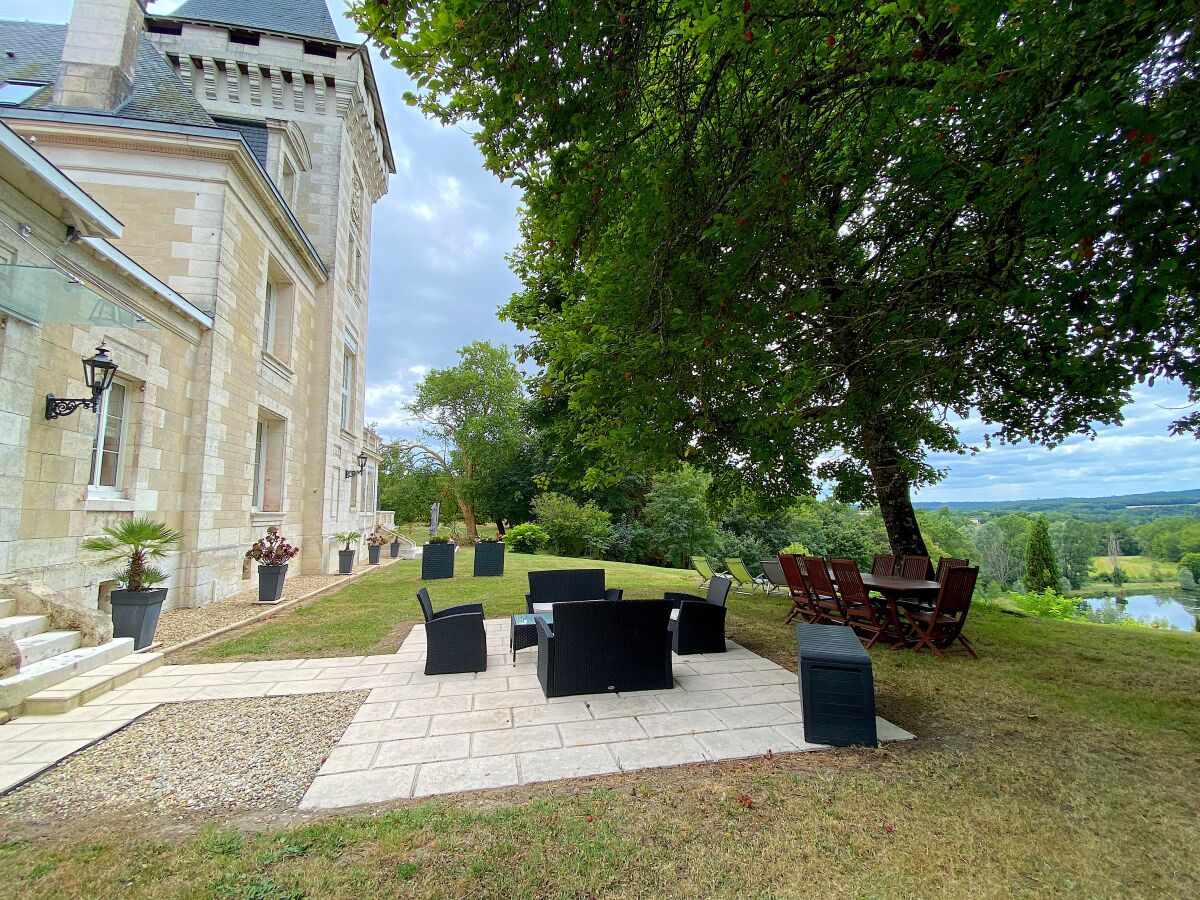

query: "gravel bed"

left=154, top=556, right=408, bottom=648
left=0, top=692, right=367, bottom=821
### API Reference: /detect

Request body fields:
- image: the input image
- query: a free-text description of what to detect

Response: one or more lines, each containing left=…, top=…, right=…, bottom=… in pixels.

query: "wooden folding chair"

left=871, top=554, right=896, bottom=577
left=778, top=553, right=818, bottom=624
left=899, top=555, right=933, bottom=581
left=903, top=566, right=980, bottom=659
left=829, top=558, right=902, bottom=649
left=935, top=557, right=969, bottom=583
left=801, top=556, right=848, bottom=625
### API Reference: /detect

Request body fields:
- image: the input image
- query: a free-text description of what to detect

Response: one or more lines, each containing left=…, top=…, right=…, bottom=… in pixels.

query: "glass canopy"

left=0, top=262, right=154, bottom=329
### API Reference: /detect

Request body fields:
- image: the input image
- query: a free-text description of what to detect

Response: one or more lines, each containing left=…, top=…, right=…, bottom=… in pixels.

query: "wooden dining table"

left=859, top=573, right=941, bottom=649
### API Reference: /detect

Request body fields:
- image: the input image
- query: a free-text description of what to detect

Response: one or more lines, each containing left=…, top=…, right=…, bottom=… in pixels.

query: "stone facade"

left=0, top=0, right=393, bottom=613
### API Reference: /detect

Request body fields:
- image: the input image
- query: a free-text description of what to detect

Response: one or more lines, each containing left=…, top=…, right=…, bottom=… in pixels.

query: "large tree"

left=397, top=341, right=527, bottom=541
left=356, top=0, right=1199, bottom=555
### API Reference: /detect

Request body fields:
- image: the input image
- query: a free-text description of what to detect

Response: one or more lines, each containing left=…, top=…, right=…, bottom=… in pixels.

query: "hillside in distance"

left=914, top=488, right=1200, bottom=521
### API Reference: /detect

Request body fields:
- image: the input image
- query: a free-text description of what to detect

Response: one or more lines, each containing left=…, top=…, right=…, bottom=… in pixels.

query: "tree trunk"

left=456, top=495, right=479, bottom=542
left=495, top=520, right=507, bottom=536
left=861, top=423, right=929, bottom=559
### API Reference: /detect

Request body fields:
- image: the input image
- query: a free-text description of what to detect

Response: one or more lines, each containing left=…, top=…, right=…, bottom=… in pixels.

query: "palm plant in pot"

left=334, top=531, right=361, bottom=575
left=367, top=525, right=389, bottom=565
left=245, top=526, right=299, bottom=604
left=82, top=517, right=182, bottom=650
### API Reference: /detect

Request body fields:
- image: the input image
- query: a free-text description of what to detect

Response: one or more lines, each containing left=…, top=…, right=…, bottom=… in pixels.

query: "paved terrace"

left=0, top=619, right=913, bottom=804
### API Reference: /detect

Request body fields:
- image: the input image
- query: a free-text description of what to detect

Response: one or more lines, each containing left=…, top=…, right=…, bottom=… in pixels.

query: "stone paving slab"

left=297, top=622, right=916, bottom=810
left=1, top=618, right=916, bottom=807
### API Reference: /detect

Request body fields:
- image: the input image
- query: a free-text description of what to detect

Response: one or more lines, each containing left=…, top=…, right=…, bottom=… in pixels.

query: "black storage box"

left=796, top=623, right=878, bottom=747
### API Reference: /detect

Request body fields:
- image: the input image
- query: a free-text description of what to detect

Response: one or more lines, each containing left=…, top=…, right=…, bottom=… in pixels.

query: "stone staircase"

left=0, top=597, right=162, bottom=718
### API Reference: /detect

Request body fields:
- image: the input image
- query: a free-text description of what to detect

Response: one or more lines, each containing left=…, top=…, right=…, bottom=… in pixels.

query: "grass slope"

left=2, top=553, right=1198, bottom=897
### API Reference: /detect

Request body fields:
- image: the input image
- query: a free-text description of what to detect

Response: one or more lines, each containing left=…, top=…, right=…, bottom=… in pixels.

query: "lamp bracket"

left=45, top=393, right=99, bottom=421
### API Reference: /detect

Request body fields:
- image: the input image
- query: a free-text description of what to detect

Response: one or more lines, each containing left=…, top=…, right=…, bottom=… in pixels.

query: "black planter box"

left=389, top=540, right=401, bottom=558
left=368, top=544, right=382, bottom=565
left=257, top=564, right=288, bottom=603
left=422, top=542, right=455, bottom=579
left=111, top=588, right=167, bottom=650
left=795, top=623, right=878, bottom=747
left=338, top=549, right=355, bottom=575
left=473, top=542, right=505, bottom=577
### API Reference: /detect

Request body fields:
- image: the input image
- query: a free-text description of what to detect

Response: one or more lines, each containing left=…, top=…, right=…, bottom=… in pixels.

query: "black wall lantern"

left=45, top=343, right=119, bottom=420
left=344, top=449, right=369, bottom=479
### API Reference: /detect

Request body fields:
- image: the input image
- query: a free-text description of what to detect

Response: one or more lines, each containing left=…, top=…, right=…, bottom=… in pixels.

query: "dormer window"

left=0, top=81, right=47, bottom=106
left=229, top=29, right=260, bottom=47
left=303, top=41, right=338, bottom=60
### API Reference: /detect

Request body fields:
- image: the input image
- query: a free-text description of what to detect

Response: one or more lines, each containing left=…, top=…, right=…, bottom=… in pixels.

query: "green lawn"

left=1087, top=554, right=1175, bottom=583
left=3, top=553, right=1199, bottom=897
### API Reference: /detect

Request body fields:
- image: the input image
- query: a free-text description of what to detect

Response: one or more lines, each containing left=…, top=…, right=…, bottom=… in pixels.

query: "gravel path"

left=0, top=693, right=367, bottom=822
left=154, top=556, right=409, bottom=648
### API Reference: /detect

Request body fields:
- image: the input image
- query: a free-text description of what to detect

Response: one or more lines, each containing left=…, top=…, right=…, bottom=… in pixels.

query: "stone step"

left=0, top=638, right=135, bottom=713
left=16, top=630, right=83, bottom=666
left=0, top=599, right=14, bottom=618
left=20, top=652, right=164, bottom=715
left=0, top=615, right=49, bottom=641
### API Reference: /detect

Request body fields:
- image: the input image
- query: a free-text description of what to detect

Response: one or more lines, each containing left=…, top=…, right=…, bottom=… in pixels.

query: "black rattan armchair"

left=664, top=575, right=731, bottom=654
left=416, top=587, right=487, bottom=675
left=536, top=599, right=673, bottom=697
left=525, top=568, right=622, bottom=614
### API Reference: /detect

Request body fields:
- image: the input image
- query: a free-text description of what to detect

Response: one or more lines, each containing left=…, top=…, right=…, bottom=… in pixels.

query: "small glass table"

left=510, top=612, right=553, bottom=662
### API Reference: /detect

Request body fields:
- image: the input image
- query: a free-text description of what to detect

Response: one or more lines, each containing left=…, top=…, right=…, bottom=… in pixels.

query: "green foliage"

left=915, top=508, right=978, bottom=563
left=504, top=524, right=549, bottom=554
left=971, top=521, right=1023, bottom=588
left=363, top=0, right=1200, bottom=562
left=639, top=466, right=717, bottom=568
left=1025, top=517, right=1061, bottom=594
left=1008, top=588, right=1083, bottom=621
left=791, top=502, right=890, bottom=569
left=377, top=448, right=449, bottom=525
left=1049, top=519, right=1098, bottom=589
left=1179, top=552, right=1200, bottom=580
left=333, top=532, right=361, bottom=551
left=780, top=542, right=811, bottom=556
left=1180, top=567, right=1197, bottom=592
left=81, top=516, right=182, bottom=592
left=1136, top=517, right=1200, bottom=562
left=532, top=493, right=615, bottom=558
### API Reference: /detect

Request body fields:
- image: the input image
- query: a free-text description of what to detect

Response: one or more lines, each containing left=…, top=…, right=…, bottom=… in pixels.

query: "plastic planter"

left=473, top=542, right=505, bottom=577
left=110, top=588, right=167, bottom=650
left=338, top=549, right=355, bottom=575
left=257, top=564, right=288, bottom=603
left=422, top=542, right=455, bottom=580
left=390, top=540, right=401, bottom=558
left=368, top=544, right=382, bottom=565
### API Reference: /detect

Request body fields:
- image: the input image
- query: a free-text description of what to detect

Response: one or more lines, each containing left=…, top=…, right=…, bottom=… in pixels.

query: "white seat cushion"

left=669, top=608, right=680, bottom=621
left=531, top=602, right=556, bottom=614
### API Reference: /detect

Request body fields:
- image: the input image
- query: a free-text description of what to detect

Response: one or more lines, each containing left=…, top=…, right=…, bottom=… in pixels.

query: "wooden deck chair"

left=758, top=557, right=788, bottom=595
left=778, top=554, right=818, bottom=624
left=903, top=566, right=980, bottom=659
left=871, top=554, right=897, bottom=577
left=801, top=556, right=849, bottom=625
left=899, top=555, right=933, bottom=581
left=935, top=557, right=969, bottom=584
left=829, top=558, right=902, bottom=649
left=724, top=557, right=767, bottom=594
left=690, top=555, right=723, bottom=588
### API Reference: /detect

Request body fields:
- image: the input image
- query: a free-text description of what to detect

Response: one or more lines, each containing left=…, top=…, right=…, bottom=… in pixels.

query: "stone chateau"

left=0, top=0, right=394, bottom=640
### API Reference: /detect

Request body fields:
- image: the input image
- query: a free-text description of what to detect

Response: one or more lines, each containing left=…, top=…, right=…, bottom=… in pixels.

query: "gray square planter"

left=421, top=542, right=455, bottom=579
left=473, top=541, right=505, bottom=577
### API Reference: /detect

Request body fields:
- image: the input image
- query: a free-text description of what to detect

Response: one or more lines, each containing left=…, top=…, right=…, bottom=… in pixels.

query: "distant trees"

left=973, top=522, right=1024, bottom=589
left=1050, top=520, right=1098, bottom=589
left=1136, top=517, right=1200, bottom=562
left=640, top=467, right=717, bottom=569
left=1025, top=517, right=1061, bottom=594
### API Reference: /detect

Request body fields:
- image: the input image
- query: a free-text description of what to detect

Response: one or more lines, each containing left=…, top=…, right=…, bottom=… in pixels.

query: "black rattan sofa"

left=525, top=568, right=622, bottom=614
left=664, top=575, right=731, bottom=655
left=536, top=599, right=674, bottom=697
left=416, top=587, right=487, bottom=675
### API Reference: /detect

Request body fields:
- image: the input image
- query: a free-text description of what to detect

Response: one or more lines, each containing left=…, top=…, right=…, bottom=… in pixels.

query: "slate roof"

left=0, top=21, right=214, bottom=128
left=166, top=0, right=341, bottom=43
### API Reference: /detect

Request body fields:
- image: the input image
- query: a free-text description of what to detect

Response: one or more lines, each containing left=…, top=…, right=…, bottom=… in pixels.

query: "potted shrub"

left=334, top=531, right=361, bottom=575
left=245, top=526, right=299, bottom=604
left=421, top=535, right=456, bottom=580
left=82, top=517, right=182, bottom=650
left=389, top=530, right=402, bottom=558
left=367, top=525, right=389, bottom=565
left=473, top=536, right=505, bottom=577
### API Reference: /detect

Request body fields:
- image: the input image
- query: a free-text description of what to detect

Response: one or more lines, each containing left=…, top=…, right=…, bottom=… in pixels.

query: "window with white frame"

left=340, top=347, right=355, bottom=431
left=261, top=262, right=294, bottom=363
left=251, top=413, right=286, bottom=512
left=89, top=380, right=128, bottom=493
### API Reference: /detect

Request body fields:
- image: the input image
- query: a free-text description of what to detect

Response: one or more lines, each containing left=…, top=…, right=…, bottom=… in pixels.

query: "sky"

left=2, top=0, right=1197, bottom=504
